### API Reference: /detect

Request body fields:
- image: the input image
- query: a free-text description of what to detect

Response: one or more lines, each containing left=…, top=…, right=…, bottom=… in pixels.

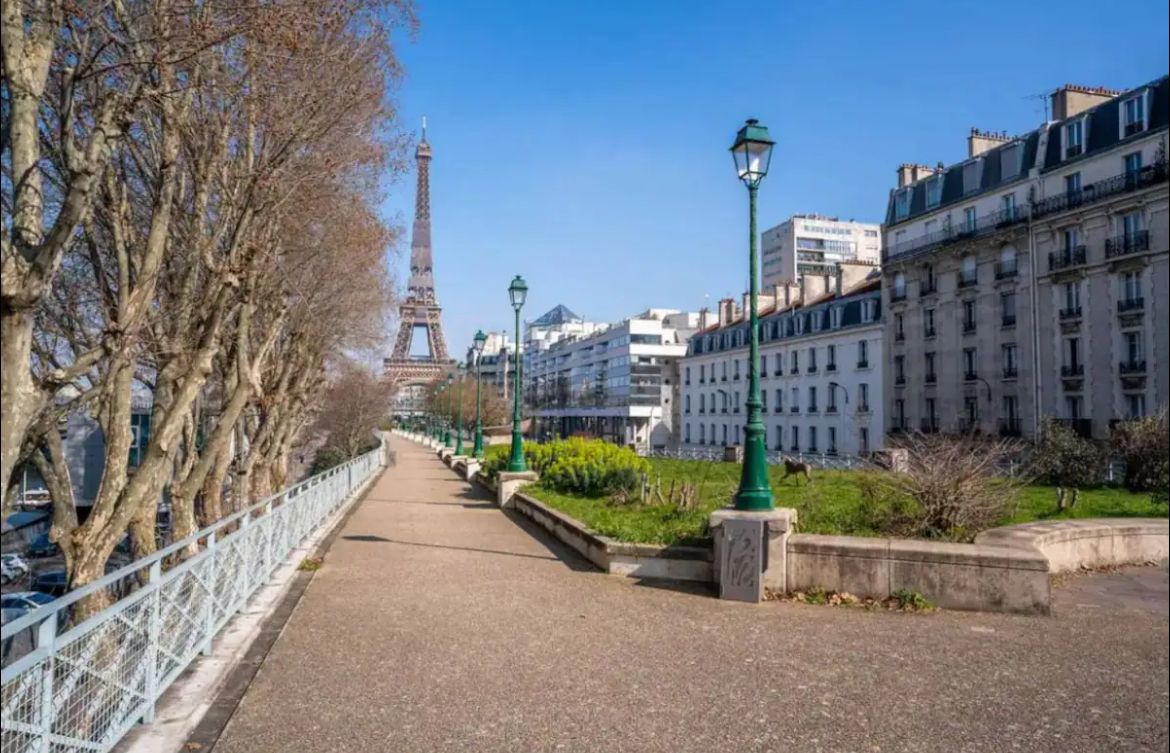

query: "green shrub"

left=1032, top=419, right=1108, bottom=489
left=1112, top=411, right=1169, bottom=501
left=479, top=437, right=649, bottom=496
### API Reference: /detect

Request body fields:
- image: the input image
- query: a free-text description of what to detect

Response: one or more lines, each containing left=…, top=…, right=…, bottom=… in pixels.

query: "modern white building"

left=525, top=309, right=701, bottom=448
left=680, top=264, right=884, bottom=457
left=882, top=77, right=1169, bottom=440
left=466, top=330, right=514, bottom=398
left=524, top=304, right=604, bottom=357
left=761, top=214, right=882, bottom=287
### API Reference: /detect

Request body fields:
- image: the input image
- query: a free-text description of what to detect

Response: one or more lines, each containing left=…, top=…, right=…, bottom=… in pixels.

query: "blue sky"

left=382, top=0, right=1169, bottom=358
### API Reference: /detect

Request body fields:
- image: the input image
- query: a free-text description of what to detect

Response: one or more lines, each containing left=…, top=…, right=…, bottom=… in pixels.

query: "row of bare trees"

left=2, top=0, right=412, bottom=598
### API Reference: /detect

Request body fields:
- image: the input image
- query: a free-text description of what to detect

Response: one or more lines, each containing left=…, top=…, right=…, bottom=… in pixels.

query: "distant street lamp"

left=507, top=275, right=528, bottom=472
left=454, top=366, right=466, bottom=455
left=730, top=118, right=775, bottom=512
left=472, top=329, right=487, bottom=458
left=444, top=373, right=454, bottom=447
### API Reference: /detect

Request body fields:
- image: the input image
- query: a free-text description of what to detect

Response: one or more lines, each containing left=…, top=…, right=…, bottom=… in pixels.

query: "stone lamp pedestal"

left=709, top=507, right=797, bottom=603
left=497, top=471, right=539, bottom=509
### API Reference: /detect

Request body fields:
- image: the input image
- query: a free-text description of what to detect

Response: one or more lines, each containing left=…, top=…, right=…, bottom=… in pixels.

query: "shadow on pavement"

left=341, top=534, right=574, bottom=565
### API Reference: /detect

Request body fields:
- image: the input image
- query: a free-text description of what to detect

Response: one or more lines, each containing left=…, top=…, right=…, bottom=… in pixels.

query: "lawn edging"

left=974, top=518, right=1170, bottom=573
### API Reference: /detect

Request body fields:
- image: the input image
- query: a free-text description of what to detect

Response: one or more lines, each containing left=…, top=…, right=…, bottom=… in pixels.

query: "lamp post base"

left=497, top=470, right=538, bottom=509
left=709, top=507, right=796, bottom=602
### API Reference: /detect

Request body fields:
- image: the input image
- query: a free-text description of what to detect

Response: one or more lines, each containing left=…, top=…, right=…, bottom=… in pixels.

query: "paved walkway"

left=212, top=437, right=1169, bottom=753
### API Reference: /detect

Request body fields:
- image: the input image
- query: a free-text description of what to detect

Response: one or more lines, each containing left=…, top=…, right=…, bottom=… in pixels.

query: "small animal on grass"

left=781, top=458, right=812, bottom=485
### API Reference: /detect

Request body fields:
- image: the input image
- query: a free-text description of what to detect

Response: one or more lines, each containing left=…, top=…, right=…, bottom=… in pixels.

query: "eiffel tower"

left=385, top=119, right=453, bottom=411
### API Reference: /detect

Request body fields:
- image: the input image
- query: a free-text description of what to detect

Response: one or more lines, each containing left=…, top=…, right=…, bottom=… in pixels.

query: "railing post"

left=201, top=531, right=217, bottom=657
left=142, top=560, right=162, bottom=723
left=263, top=499, right=275, bottom=581
left=35, top=613, right=58, bottom=753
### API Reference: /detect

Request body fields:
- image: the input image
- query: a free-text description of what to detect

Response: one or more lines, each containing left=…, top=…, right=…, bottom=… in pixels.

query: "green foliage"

left=1111, top=411, right=1170, bottom=501
left=889, top=589, right=934, bottom=612
left=532, top=437, right=650, bottom=496
left=309, top=446, right=350, bottom=475
left=1032, top=419, right=1109, bottom=489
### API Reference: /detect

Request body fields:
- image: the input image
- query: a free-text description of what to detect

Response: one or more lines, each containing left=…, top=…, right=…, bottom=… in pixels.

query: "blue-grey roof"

left=530, top=304, right=582, bottom=327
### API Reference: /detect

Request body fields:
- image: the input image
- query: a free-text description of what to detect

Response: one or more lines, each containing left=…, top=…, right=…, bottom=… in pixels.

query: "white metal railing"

left=1, top=446, right=383, bottom=753
left=641, top=446, right=875, bottom=471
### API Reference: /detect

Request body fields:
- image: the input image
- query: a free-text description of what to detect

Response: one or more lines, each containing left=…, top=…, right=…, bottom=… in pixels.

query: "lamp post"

left=455, top=366, right=466, bottom=455
left=730, top=118, right=775, bottom=512
left=507, top=275, right=528, bottom=472
left=444, top=373, right=454, bottom=447
left=472, top=330, right=487, bottom=458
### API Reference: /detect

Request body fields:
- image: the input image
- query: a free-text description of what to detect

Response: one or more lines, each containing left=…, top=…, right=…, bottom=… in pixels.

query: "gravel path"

left=212, top=437, right=1169, bottom=753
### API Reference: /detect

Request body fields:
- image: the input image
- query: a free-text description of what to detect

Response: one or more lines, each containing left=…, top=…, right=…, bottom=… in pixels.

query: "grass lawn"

left=522, top=458, right=1166, bottom=546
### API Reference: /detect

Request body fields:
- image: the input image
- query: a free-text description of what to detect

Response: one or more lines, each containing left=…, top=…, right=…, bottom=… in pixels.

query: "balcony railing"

left=1105, top=230, right=1150, bottom=259
left=999, top=418, right=1023, bottom=437
left=1059, top=306, right=1082, bottom=320
left=894, top=332, right=905, bottom=342
left=924, top=327, right=937, bottom=338
left=1032, top=164, right=1167, bottom=219
left=995, top=262, right=1018, bottom=280
left=1054, top=418, right=1093, bottom=439
left=885, top=206, right=1026, bottom=261
left=1061, top=364, right=1084, bottom=378
left=920, top=282, right=938, bottom=296
left=1001, top=315, right=1017, bottom=328
left=807, top=365, right=818, bottom=373
left=1048, top=245, right=1086, bottom=271
left=857, top=360, right=869, bottom=369
left=920, top=417, right=940, bottom=433
left=964, top=371, right=978, bottom=382
left=826, top=405, right=839, bottom=415
left=962, top=321, right=977, bottom=334
left=1119, top=359, right=1146, bottom=375
left=790, top=366, right=799, bottom=375
left=957, top=274, right=978, bottom=289
left=891, top=290, right=908, bottom=302
left=1003, top=367, right=1018, bottom=379
left=1117, top=297, right=1144, bottom=313
left=790, top=406, right=800, bottom=414
left=825, top=362, right=837, bottom=373
left=925, top=372, right=937, bottom=384
left=895, top=375, right=906, bottom=385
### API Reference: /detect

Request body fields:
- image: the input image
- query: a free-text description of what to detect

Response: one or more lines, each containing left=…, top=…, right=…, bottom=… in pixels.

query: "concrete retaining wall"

left=787, top=535, right=1051, bottom=614
left=512, top=494, right=713, bottom=583
left=974, top=518, right=1169, bottom=573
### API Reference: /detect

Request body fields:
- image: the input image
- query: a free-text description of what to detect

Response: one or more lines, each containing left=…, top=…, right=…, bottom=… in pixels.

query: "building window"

left=827, top=427, right=837, bottom=455
left=830, top=306, right=842, bottom=328
left=1122, top=92, right=1147, bottom=136
left=699, top=424, right=705, bottom=444
left=959, top=254, right=977, bottom=285
left=858, top=383, right=869, bottom=412
left=964, top=396, right=979, bottom=426
left=734, top=391, right=741, bottom=412
left=685, top=424, right=691, bottom=443
left=734, top=425, right=740, bottom=445
left=857, top=339, right=869, bottom=367
left=733, top=360, right=740, bottom=380
left=999, top=246, right=1017, bottom=276
left=1063, top=281, right=1080, bottom=313
left=1121, top=271, right=1141, bottom=303
left=926, top=176, right=943, bottom=208
left=791, top=351, right=799, bottom=373
left=721, top=362, right=727, bottom=381
left=1122, top=210, right=1144, bottom=241
left=807, top=386, right=817, bottom=413
left=962, top=347, right=977, bottom=379
left=685, top=395, right=691, bottom=413
left=894, top=355, right=905, bottom=383
left=1065, top=337, right=1081, bottom=372
left=962, top=161, right=980, bottom=194
left=895, top=189, right=910, bottom=220
left=722, top=424, right=728, bottom=446
left=1002, top=343, right=1017, bottom=376
left=1065, top=172, right=1081, bottom=196
left=962, top=300, right=976, bottom=333
left=1000, top=143, right=1021, bottom=180
left=790, top=425, right=799, bottom=452
left=775, top=425, right=784, bottom=450
left=1001, top=291, right=1016, bottom=326
left=827, top=344, right=837, bottom=370
left=894, top=313, right=904, bottom=340
left=761, top=388, right=767, bottom=412
left=791, top=387, right=799, bottom=411
left=1065, top=395, right=1083, bottom=420
left=760, top=354, right=767, bottom=376
left=861, top=299, right=876, bottom=323
left=924, top=307, right=936, bottom=337
left=859, top=427, right=869, bottom=453
left=1124, top=331, right=1143, bottom=364
left=699, top=364, right=706, bottom=383
left=1001, top=193, right=1016, bottom=220
left=808, top=347, right=817, bottom=371
left=775, top=388, right=783, bottom=412
left=893, top=272, right=906, bottom=299
left=1126, top=393, right=1146, bottom=419
left=894, top=399, right=906, bottom=427
left=808, top=426, right=818, bottom=453
left=1064, top=120, right=1084, bottom=159
left=963, top=206, right=977, bottom=233
left=1124, top=151, right=1142, bottom=176
left=685, top=367, right=690, bottom=385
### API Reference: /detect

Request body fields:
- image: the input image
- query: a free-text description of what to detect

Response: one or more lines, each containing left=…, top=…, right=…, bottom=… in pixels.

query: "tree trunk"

left=0, top=309, right=41, bottom=498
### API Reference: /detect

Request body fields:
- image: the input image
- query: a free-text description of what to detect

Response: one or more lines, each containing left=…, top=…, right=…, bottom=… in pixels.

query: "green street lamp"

left=444, top=373, right=454, bottom=447
left=730, top=118, right=775, bottom=511
left=506, top=275, right=528, bottom=472
left=472, top=329, right=487, bottom=458
left=454, top=365, right=466, bottom=455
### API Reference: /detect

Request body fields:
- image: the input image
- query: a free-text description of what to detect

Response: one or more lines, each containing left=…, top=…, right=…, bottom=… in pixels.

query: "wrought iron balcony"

left=1032, top=164, right=1167, bottom=219
left=1048, top=245, right=1086, bottom=271
left=1061, top=364, right=1084, bottom=378
left=920, top=282, right=938, bottom=297
left=790, top=406, right=800, bottom=414
left=999, top=418, right=1023, bottom=437
left=825, top=362, right=837, bottom=373
left=807, top=364, right=818, bottom=373
left=1117, top=297, right=1145, bottom=313
left=1002, top=315, right=1017, bottom=328
left=924, top=327, right=937, bottom=338
left=957, top=274, right=978, bottom=289
left=994, top=262, right=1018, bottom=280
left=894, top=331, right=905, bottom=342
left=963, top=371, right=978, bottom=382
left=925, top=372, right=937, bottom=384
left=958, top=417, right=981, bottom=434
left=1105, top=230, right=1150, bottom=259
left=920, top=417, right=940, bottom=433
left=891, top=290, right=908, bottom=302
left=1003, top=367, right=1018, bottom=379
left=1059, top=306, right=1083, bottom=321
left=895, top=375, right=906, bottom=385
left=825, top=405, right=839, bottom=415
left=857, top=360, right=869, bottom=369
left=1054, top=418, right=1093, bottom=439
left=962, top=321, right=977, bottom=334
left=790, top=366, right=799, bottom=375
left=1119, top=359, right=1146, bottom=375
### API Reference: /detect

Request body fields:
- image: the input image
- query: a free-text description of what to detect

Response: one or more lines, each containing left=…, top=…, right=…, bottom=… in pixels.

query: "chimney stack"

left=896, top=163, right=937, bottom=188
left=967, top=127, right=1013, bottom=158
left=718, top=298, right=736, bottom=326
left=1050, top=84, right=1122, bottom=121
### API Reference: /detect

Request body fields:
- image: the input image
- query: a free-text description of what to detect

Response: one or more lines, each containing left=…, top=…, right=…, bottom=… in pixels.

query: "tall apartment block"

left=882, top=77, right=1169, bottom=440
left=761, top=214, right=882, bottom=287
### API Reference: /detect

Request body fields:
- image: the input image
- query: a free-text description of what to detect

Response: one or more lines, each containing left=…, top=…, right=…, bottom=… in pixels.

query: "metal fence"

left=0, top=446, right=383, bottom=753
left=641, top=446, right=875, bottom=471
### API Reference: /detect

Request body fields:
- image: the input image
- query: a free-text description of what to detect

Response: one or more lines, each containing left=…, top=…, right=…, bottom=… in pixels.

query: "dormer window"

left=962, top=160, right=981, bottom=194
left=925, top=175, right=943, bottom=209
left=1122, top=92, right=1148, bottom=137
left=1063, top=119, right=1084, bottom=159
left=1000, top=143, right=1021, bottom=180
left=830, top=306, right=842, bottom=328
left=894, top=189, right=910, bottom=220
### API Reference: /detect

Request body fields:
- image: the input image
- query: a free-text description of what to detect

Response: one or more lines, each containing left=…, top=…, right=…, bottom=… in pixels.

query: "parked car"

left=1, top=553, right=30, bottom=585
left=31, top=563, right=130, bottom=599
left=26, top=533, right=59, bottom=558
left=0, top=591, right=56, bottom=612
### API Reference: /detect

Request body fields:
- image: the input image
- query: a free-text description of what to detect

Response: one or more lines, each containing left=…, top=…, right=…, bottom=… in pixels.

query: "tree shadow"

left=340, top=533, right=591, bottom=570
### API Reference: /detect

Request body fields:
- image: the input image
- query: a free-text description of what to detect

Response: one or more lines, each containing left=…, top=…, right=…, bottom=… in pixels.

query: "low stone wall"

left=974, top=518, right=1169, bottom=573
left=512, top=493, right=713, bottom=583
left=787, top=535, right=1051, bottom=614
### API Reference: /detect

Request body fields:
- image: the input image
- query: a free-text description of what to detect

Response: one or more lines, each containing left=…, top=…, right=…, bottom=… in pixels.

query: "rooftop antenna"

left=1025, top=91, right=1050, bottom=121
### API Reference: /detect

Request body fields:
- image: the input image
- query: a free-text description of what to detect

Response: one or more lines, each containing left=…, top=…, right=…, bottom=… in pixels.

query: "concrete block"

left=709, top=507, right=797, bottom=600
left=463, top=459, right=481, bottom=481
left=497, top=471, right=538, bottom=509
